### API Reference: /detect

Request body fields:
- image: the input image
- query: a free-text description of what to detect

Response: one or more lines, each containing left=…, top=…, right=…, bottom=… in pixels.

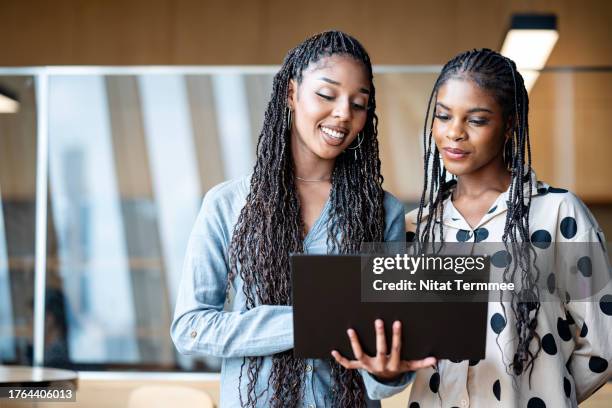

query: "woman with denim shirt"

left=171, top=31, right=434, bottom=407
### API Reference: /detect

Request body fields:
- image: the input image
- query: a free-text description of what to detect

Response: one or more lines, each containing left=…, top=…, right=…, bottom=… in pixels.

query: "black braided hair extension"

left=227, top=30, right=385, bottom=407
left=415, top=49, right=542, bottom=380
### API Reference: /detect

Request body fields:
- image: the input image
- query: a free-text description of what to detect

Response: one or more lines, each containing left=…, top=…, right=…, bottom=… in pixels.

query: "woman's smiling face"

left=288, top=54, right=371, bottom=161
left=433, top=77, right=509, bottom=177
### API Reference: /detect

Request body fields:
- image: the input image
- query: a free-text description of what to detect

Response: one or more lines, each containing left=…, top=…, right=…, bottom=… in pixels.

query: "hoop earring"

left=347, top=132, right=364, bottom=160
left=286, top=107, right=293, bottom=133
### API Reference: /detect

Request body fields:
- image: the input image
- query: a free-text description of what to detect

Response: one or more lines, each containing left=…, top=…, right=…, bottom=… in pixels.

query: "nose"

left=332, top=98, right=352, bottom=121
left=446, top=120, right=466, bottom=142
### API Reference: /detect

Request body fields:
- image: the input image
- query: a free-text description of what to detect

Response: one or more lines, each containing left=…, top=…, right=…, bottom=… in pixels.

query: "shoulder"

left=530, top=181, right=602, bottom=240
left=383, top=190, right=405, bottom=216
left=202, top=175, right=251, bottom=210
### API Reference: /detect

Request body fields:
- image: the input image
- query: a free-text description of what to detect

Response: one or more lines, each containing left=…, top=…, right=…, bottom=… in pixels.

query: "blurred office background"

left=0, top=0, right=610, bottom=407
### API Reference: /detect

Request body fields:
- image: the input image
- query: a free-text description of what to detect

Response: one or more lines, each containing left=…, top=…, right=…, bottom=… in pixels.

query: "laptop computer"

left=291, top=254, right=489, bottom=361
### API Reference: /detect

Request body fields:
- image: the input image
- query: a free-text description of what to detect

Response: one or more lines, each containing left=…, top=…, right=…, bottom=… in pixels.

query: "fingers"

left=331, top=350, right=362, bottom=370
left=374, top=319, right=388, bottom=357
left=388, top=320, right=402, bottom=367
left=347, top=329, right=366, bottom=361
left=400, top=356, right=437, bottom=372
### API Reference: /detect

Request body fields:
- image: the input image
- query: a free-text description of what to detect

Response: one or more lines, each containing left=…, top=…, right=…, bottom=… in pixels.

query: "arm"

left=170, top=188, right=293, bottom=358
left=562, top=228, right=612, bottom=402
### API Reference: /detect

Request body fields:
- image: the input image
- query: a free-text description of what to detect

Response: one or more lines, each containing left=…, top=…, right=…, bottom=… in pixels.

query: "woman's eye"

left=315, top=92, right=334, bottom=100
left=469, top=119, right=488, bottom=126
left=352, top=102, right=366, bottom=110
left=434, top=114, right=449, bottom=121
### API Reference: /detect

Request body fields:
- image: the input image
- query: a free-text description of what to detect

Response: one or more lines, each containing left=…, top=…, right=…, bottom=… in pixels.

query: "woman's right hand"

left=331, top=319, right=436, bottom=381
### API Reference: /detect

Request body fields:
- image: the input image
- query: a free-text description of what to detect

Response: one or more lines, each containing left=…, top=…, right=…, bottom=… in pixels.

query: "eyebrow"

left=318, top=77, right=370, bottom=95
left=436, top=102, right=493, bottom=114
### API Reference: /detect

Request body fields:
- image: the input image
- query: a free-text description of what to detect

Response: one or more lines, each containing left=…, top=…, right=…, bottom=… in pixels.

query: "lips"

left=442, top=147, right=470, bottom=160
left=319, top=125, right=349, bottom=146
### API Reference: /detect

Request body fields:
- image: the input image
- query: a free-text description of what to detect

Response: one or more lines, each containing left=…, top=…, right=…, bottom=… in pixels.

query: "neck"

left=291, top=134, right=335, bottom=181
left=454, top=157, right=511, bottom=198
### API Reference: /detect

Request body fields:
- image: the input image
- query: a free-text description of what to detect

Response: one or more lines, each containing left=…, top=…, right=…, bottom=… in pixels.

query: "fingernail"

left=375, top=319, right=383, bottom=327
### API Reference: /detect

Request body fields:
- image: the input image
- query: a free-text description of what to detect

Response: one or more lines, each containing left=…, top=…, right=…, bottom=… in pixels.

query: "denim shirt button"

left=305, top=364, right=313, bottom=372
left=190, top=330, right=197, bottom=338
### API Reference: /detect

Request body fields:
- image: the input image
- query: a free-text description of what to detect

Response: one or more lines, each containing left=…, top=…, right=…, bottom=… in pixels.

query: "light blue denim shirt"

left=171, top=176, right=412, bottom=407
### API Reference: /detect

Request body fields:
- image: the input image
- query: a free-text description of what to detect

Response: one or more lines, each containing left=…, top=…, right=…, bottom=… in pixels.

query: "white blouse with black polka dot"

left=404, top=172, right=611, bottom=408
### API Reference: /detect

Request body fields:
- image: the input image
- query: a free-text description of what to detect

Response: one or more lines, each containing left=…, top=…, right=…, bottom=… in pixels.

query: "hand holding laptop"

left=331, top=319, right=437, bottom=381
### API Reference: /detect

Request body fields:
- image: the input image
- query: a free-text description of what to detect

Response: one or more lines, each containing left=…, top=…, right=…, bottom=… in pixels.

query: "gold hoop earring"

left=347, top=132, right=364, bottom=160
left=286, top=107, right=293, bottom=132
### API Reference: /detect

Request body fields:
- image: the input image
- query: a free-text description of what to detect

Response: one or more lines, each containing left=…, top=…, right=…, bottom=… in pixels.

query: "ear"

left=287, top=79, right=297, bottom=110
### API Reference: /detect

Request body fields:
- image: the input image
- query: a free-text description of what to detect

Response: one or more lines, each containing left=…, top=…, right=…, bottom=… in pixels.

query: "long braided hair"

left=415, top=49, right=541, bottom=378
left=227, top=31, right=385, bottom=407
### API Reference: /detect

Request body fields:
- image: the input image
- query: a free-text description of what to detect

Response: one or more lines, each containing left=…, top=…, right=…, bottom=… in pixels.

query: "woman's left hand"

left=331, top=319, right=436, bottom=381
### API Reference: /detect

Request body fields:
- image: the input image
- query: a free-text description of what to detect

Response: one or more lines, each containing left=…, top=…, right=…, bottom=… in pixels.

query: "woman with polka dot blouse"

left=335, top=48, right=611, bottom=407
left=402, top=49, right=612, bottom=407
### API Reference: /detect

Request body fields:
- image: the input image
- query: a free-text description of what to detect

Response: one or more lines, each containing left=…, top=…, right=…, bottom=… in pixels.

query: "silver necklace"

left=295, top=175, right=331, bottom=182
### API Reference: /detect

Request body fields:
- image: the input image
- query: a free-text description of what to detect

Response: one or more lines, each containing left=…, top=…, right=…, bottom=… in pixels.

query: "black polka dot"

left=546, top=273, right=556, bottom=294
left=456, top=229, right=471, bottom=242
left=474, top=228, right=489, bottom=242
left=531, top=230, right=552, bottom=249
left=537, top=187, right=548, bottom=195
left=560, top=217, right=578, bottom=239
left=449, top=359, right=462, bottom=363
left=542, top=333, right=557, bottom=355
left=527, top=397, right=546, bottom=408
left=451, top=217, right=460, bottom=221
left=549, top=187, right=568, bottom=193
left=429, top=372, right=440, bottom=393
left=564, top=377, right=571, bottom=398
left=580, top=322, right=588, bottom=337
left=565, top=311, right=575, bottom=325
left=409, top=403, right=420, bottom=408
left=406, top=231, right=416, bottom=242
left=557, top=317, right=572, bottom=341
left=566, top=356, right=573, bottom=375
left=490, top=313, right=506, bottom=334
left=469, top=359, right=480, bottom=366
left=588, top=356, right=608, bottom=373
left=599, top=294, right=612, bottom=316
left=577, top=256, right=592, bottom=277
left=487, top=205, right=498, bottom=214
left=491, top=250, right=512, bottom=268
left=493, top=379, right=501, bottom=401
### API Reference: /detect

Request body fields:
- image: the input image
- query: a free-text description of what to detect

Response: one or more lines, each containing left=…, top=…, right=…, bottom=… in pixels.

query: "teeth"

left=320, top=126, right=346, bottom=139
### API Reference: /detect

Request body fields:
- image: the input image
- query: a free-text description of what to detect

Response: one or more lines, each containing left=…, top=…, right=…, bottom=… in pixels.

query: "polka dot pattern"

left=564, top=377, right=571, bottom=398
left=409, top=403, right=420, bottom=408
left=474, top=228, right=489, bottom=242
left=429, top=372, right=440, bottom=393
left=537, top=187, right=549, bottom=195
left=580, top=322, right=588, bottom=338
left=588, top=356, right=608, bottom=373
left=560, top=217, right=577, bottom=239
left=565, top=311, right=575, bottom=325
left=599, top=294, right=612, bottom=316
left=541, top=333, right=557, bottom=355
left=469, top=359, right=480, bottom=366
left=546, top=273, right=556, bottom=294
left=491, top=250, right=512, bottom=268
left=490, top=313, right=506, bottom=334
left=531, top=230, right=552, bottom=249
left=527, top=397, right=546, bottom=408
left=487, top=205, right=497, bottom=214
left=456, top=229, right=471, bottom=242
left=557, top=317, right=572, bottom=341
left=548, top=187, right=568, bottom=193
left=493, top=379, right=501, bottom=401
left=577, top=256, right=592, bottom=277
left=406, top=231, right=416, bottom=242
